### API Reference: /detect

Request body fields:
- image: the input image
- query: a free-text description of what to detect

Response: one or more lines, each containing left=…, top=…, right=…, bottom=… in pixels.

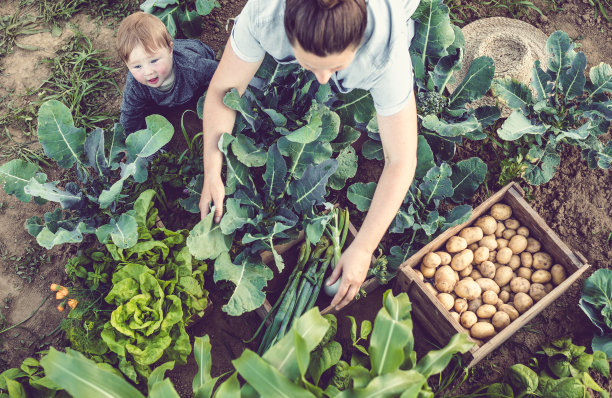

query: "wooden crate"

left=255, top=221, right=380, bottom=323
left=395, top=182, right=590, bottom=368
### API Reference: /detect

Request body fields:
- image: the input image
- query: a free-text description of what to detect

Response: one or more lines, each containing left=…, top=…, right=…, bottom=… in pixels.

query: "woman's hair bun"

left=316, top=0, right=344, bottom=9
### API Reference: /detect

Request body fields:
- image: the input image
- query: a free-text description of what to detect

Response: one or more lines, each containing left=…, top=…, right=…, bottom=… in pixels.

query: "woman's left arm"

left=328, top=91, right=418, bottom=310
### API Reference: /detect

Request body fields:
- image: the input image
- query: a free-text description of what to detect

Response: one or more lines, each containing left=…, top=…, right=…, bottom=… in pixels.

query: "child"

left=117, top=12, right=218, bottom=135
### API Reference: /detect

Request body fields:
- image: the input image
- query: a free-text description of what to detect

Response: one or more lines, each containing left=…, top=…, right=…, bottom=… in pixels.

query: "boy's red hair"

left=117, top=12, right=172, bottom=63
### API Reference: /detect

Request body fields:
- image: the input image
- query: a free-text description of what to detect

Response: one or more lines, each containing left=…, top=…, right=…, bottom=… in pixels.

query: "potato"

left=520, top=252, right=533, bottom=268
left=544, top=283, right=554, bottom=293
left=492, top=311, right=511, bottom=330
left=454, top=298, right=468, bottom=313
left=508, top=235, right=528, bottom=254
left=468, top=243, right=479, bottom=251
left=499, top=290, right=510, bottom=303
left=471, top=322, right=496, bottom=339
left=531, top=270, right=552, bottom=284
left=510, top=277, right=530, bottom=293
left=437, top=293, right=455, bottom=311
left=468, top=297, right=483, bottom=312
left=482, top=290, right=498, bottom=305
left=420, top=264, right=436, bottom=278
left=451, top=249, right=474, bottom=271
left=501, top=285, right=512, bottom=293
left=434, top=265, right=457, bottom=293
left=423, top=252, right=442, bottom=268
left=459, top=264, right=473, bottom=278
left=496, top=299, right=505, bottom=310
left=502, top=228, right=517, bottom=240
left=516, top=267, right=533, bottom=280
left=526, top=238, right=541, bottom=253
left=446, top=236, right=468, bottom=253
left=480, top=235, right=498, bottom=251
left=460, top=311, right=478, bottom=328
left=496, top=247, right=513, bottom=264
left=551, top=264, right=567, bottom=286
left=435, top=251, right=452, bottom=266
left=424, top=283, right=438, bottom=296
left=504, top=218, right=520, bottom=230
left=532, top=252, right=553, bottom=270
left=473, top=247, right=490, bottom=264
left=496, top=239, right=509, bottom=249
left=476, top=278, right=500, bottom=294
left=516, top=226, right=530, bottom=237
left=508, top=254, right=521, bottom=270
left=488, top=250, right=497, bottom=262
left=477, top=261, right=496, bottom=279
left=455, top=279, right=482, bottom=300
left=499, top=304, right=520, bottom=321
left=474, top=216, right=497, bottom=235
left=514, top=292, right=534, bottom=313
left=494, top=266, right=513, bottom=287
left=495, top=222, right=506, bottom=238
left=450, top=311, right=460, bottom=323
left=476, top=304, right=497, bottom=318
left=491, top=203, right=512, bottom=220
left=470, top=269, right=483, bottom=280
left=459, top=227, right=484, bottom=245
left=414, top=269, right=424, bottom=281
left=529, top=283, right=547, bottom=302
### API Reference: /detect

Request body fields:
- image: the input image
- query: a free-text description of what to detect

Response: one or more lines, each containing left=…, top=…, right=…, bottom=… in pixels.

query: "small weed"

left=445, top=0, right=481, bottom=24
left=480, top=0, right=545, bottom=18
left=587, top=0, right=611, bottom=23
left=0, top=6, right=44, bottom=58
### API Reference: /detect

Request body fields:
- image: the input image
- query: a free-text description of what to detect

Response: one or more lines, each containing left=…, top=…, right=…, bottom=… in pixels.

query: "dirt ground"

left=0, top=0, right=610, bottom=396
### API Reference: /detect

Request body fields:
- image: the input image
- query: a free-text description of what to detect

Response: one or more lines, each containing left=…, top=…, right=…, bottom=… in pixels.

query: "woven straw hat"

left=446, top=17, right=549, bottom=116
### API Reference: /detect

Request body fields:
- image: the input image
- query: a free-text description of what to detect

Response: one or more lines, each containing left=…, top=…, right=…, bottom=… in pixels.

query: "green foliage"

left=416, top=91, right=448, bottom=116
left=579, top=269, right=612, bottom=358
left=485, top=338, right=610, bottom=398
left=0, top=356, right=65, bottom=397
left=0, top=100, right=173, bottom=249
left=492, top=30, right=612, bottom=185
left=141, top=0, right=220, bottom=38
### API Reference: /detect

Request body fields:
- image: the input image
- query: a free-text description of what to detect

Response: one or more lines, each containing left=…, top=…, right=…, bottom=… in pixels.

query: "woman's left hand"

left=327, top=243, right=372, bottom=310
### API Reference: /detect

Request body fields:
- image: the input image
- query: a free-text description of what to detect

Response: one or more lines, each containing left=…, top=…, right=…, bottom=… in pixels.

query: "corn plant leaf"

left=25, top=180, right=83, bottom=210
left=347, top=182, right=377, bottom=212
left=5, top=379, right=26, bottom=398
left=343, top=370, right=426, bottom=398
left=560, top=51, right=587, bottom=100
left=289, top=159, right=338, bottom=214
left=531, top=60, right=553, bottom=101
left=193, top=335, right=222, bottom=398
left=546, top=30, right=575, bottom=76
left=369, top=291, right=414, bottom=376
left=362, top=139, right=384, bottom=160
left=0, top=159, right=44, bottom=202
left=497, top=110, right=548, bottom=141
left=231, top=133, right=267, bottom=167
left=36, top=100, right=86, bottom=169
left=213, top=251, right=273, bottom=316
left=195, top=0, right=220, bottom=16
left=40, top=348, right=145, bottom=398
left=213, top=372, right=240, bottom=398
left=188, top=210, right=233, bottom=260
left=491, top=77, right=534, bottom=109
left=148, top=378, right=180, bottom=398
left=126, top=114, right=173, bottom=161
left=450, top=157, right=487, bottom=202
left=329, top=146, right=358, bottom=190
left=262, top=143, right=287, bottom=200
left=588, top=62, right=612, bottom=98
left=233, top=350, right=315, bottom=398
left=148, top=361, right=175, bottom=392
left=85, top=128, right=110, bottom=176
left=177, top=8, right=202, bottom=38
left=333, top=89, right=375, bottom=125
left=414, top=333, right=474, bottom=378
left=448, top=56, right=495, bottom=109
left=410, top=0, right=455, bottom=65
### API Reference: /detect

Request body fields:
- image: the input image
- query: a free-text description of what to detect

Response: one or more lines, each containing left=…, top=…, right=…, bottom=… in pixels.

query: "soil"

left=0, top=0, right=610, bottom=396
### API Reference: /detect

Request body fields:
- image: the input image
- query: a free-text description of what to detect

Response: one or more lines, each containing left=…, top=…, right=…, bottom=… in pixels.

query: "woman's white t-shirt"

left=230, top=0, right=421, bottom=116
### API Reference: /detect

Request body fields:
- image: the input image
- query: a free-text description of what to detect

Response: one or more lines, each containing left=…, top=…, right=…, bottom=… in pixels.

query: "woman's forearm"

left=202, top=86, right=237, bottom=177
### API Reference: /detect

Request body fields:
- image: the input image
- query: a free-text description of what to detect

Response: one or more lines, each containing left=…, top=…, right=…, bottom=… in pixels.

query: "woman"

left=200, top=0, right=420, bottom=310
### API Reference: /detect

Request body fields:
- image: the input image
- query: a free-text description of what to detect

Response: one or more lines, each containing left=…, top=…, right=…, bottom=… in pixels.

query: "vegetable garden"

left=0, top=0, right=610, bottom=396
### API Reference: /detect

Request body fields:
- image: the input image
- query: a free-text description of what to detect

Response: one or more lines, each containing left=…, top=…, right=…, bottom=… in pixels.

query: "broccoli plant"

left=140, top=0, right=220, bottom=38
left=492, top=30, right=611, bottom=185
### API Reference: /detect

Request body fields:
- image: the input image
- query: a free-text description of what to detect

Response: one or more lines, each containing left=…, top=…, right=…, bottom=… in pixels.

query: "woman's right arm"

left=200, top=38, right=263, bottom=222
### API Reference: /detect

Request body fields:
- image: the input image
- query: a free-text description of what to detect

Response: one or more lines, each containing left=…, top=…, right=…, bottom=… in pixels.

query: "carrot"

left=57, top=302, right=65, bottom=312
left=56, top=287, right=69, bottom=300
left=50, top=283, right=60, bottom=291
left=67, top=299, right=78, bottom=310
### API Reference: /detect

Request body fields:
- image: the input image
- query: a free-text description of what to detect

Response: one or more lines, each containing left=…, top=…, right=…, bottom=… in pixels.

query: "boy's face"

left=126, top=43, right=173, bottom=88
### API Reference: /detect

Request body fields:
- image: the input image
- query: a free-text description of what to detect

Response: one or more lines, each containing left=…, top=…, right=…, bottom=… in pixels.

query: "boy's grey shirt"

left=230, top=0, right=420, bottom=116
left=120, top=39, right=217, bottom=134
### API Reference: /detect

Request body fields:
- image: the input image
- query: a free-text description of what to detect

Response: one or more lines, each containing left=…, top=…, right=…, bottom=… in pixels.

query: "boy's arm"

left=199, top=38, right=263, bottom=222
left=119, top=78, right=148, bottom=134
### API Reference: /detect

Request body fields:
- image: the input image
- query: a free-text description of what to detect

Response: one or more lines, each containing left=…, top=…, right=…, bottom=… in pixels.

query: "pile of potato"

left=413, top=203, right=568, bottom=344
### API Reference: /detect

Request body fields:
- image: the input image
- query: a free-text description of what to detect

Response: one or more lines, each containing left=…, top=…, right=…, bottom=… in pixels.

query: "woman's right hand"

left=199, top=174, right=225, bottom=222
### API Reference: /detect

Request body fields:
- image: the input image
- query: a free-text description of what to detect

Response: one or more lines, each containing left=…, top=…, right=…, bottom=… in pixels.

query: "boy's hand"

left=199, top=174, right=225, bottom=222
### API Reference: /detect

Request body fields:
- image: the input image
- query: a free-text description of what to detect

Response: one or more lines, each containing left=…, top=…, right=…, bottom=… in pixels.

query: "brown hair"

left=284, top=0, right=367, bottom=56
left=117, top=12, right=172, bottom=63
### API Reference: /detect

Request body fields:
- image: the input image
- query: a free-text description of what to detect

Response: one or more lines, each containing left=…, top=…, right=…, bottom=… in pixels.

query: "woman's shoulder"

left=239, top=0, right=285, bottom=26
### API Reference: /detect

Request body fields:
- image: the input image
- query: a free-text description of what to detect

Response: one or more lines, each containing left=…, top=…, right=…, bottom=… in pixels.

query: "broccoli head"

left=416, top=91, right=448, bottom=116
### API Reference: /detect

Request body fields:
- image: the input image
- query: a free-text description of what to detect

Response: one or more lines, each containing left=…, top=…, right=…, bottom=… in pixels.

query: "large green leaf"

left=560, top=51, right=587, bottom=99
left=151, top=5, right=179, bottom=37
left=414, top=333, right=473, bottom=378
left=85, top=128, right=110, bottom=176
left=284, top=110, right=322, bottom=144
left=421, top=114, right=481, bottom=138
left=179, top=175, right=204, bottom=214
left=580, top=269, right=612, bottom=317
left=40, top=348, right=145, bottom=398
left=220, top=198, right=256, bottom=235
left=507, top=364, right=539, bottom=395
left=278, top=137, right=333, bottom=180
left=432, top=50, right=462, bottom=92
left=125, top=114, right=173, bottom=161
left=37, top=100, right=86, bottom=169
left=410, top=0, right=455, bottom=66
left=96, top=213, right=138, bottom=249
left=195, top=0, right=220, bottom=16
left=148, top=379, right=180, bottom=398
left=587, top=62, right=612, bottom=99
left=546, top=30, right=575, bottom=76
left=333, top=89, right=375, bottom=125
left=147, top=361, right=175, bottom=391
left=289, top=159, right=338, bottom=214
left=213, top=372, right=240, bottom=398
left=329, top=146, right=358, bottom=190
left=308, top=341, right=342, bottom=385
left=419, top=163, right=454, bottom=203
left=25, top=180, right=83, bottom=209
left=342, top=370, right=426, bottom=398
left=330, top=125, right=361, bottom=152
left=362, top=139, right=384, bottom=160
left=223, top=89, right=257, bottom=130
left=497, top=110, right=547, bottom=141
left=36, top=222, right=87, bottom=249
left=524, top=141, right=561, bottom=185
left=231, top=134, right=267, bottom=167
left=448, top=56, right=495, bottom=109
left=193, top=335, right=224, bottom=398
left=262, top=143, right=287, bottom=200
left=531, top=60, right=553, bottom=101
left=369, top=291, right=414, bottom=376
left=491, top=78, right=534, bottom=109
left=213, top=252, right=273, bottom=316
left=450, top=157, right=487, bottom=202
left=177, top=8, right=202, bottom=38
left=347, top=182, right=377, bottom=212
left=415, top=136, right=435, bottom=179
left=0, top=159, right=43, bottom=202
left=187, top=211, right=233, bottom=260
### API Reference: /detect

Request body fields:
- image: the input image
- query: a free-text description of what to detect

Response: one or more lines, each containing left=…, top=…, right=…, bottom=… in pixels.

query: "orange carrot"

left=50, top=283, right=60, bottom=291
left=57, top=302, right=65, bottom=312
left=56, top=287, right=69, bottom=300
left=67, top=299, right=78, bottom=310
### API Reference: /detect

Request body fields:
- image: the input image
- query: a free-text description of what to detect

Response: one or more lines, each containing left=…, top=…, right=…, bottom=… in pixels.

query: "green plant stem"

left=0, top=293, right=52, bottom=335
